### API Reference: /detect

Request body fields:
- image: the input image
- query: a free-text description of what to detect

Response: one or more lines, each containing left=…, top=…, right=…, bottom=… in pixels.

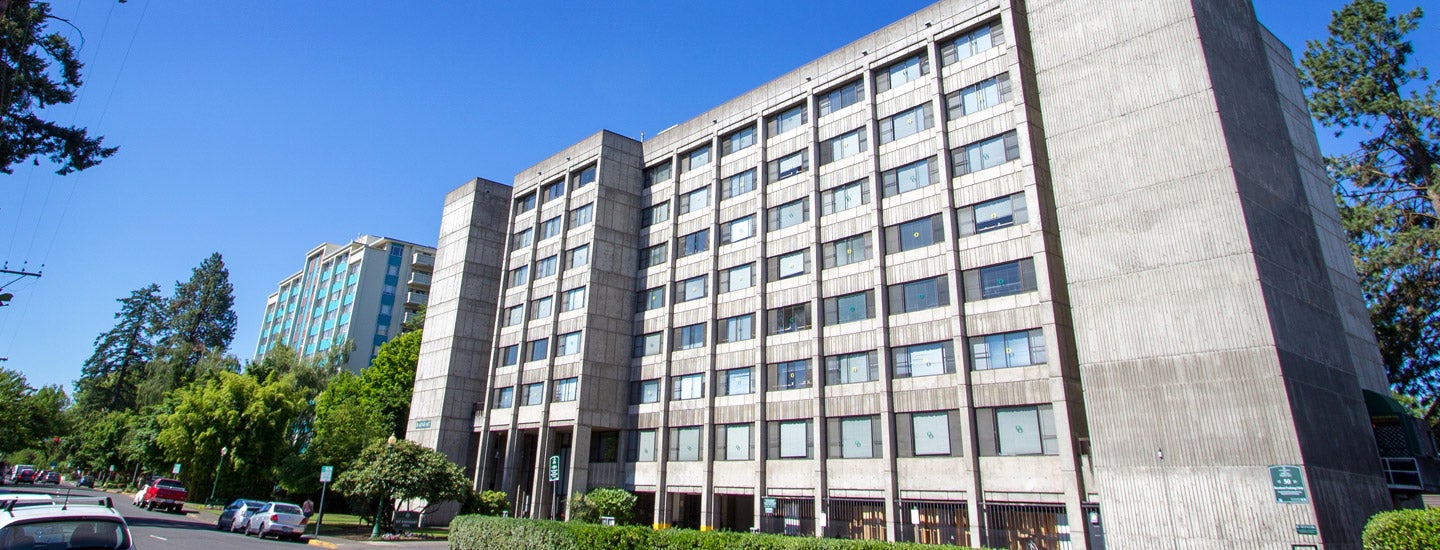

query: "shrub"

left=461, top=489, right=510, bottom=516
left=1363, top=508, right=1440, bottom=550
left=450, top=515, right=576, bottom=550
left=571, top=487, right=638, bottom=524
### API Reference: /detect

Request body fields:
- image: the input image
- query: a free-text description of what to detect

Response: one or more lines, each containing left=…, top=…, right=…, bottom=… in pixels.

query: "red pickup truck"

left=136, top=478, right=188, bottom=513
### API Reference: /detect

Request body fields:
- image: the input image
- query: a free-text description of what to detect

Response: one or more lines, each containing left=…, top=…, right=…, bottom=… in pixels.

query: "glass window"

left=633, top=332, right=663, bottom=357
left=881, top=157, right=939, bottom=197
left=639, top=243, right=668, bottom=269
left=962, top=258, right=1037, bottom=300
left=521, top=382, right=545, bottom=406
left=493, top=386, right=514, bottom=408
left=893, top=341, right=956, bottom=378
left=720, top=215, right=755, bottom=245
left=722, top=169, right=757, bottom=200
left=643, top=162, right=672, bottom=187
left=716, top=423, right=752, bottom=461
left=817, top=79, right=865, bottom=117
left=722, top=126, right=757, bottom=156
left=637, top=286, right=666, bottom=312
left=718, top=314, right=754, bottom=343
left=952, top=131, right=1020, bottom=175
left=819, top=128, right=867, bottom=165
left=908, top=411, right=957, bottom=456
left=591, top=431, right=620, bottom=463
left=717, top=367, right=753, bottom=396
left=768, top=359, right=811, bottom=390
left=946, top=74, right=1012, bottom=120
left=979, top=405, right=1058, bottom=456
left=681, top=145, right=712, bottom=173
left=669, top=426, right=702, bottom=461
left=829, top=416, right=881, bottom=459
left=679, top=186, right=711, bottom=215
left=502, top=304, right=524, bottom=327
left=768, top=303, right=811, bottom=335
left=568, top=203, right=594, bottom=227
left=678, top=229, right=709, bottom=258
left=958, top=192, right=1027, bottom=236
left=771, top=419, right=813, bottom=459
left=879, top=102, right=934, bottom=144
left=876, top=52, right=930, bottom=93
left=552, top=377, right=577, bottom=402
left=628, top=429, right=657, bottom=462
left=541, top=180, right=565, bottom=203
left=540, top=216, right=563, bottom=239
left=971, top=328, right=1046, bottom=370
left=822, top=233, right=871, bottom=269
left=510, top=228, right=533, bottom=251
left=823, top=290, right=874, bottom=325
left=825, top=351, right=878, bottom=385
left=768, top=199, right=809, bottom=232
left=672, top=373, right=704, bottom=400
left=771, top=249, right=810, bottom=280
left=534, top=255, right=558, bottom=279
left=631, top=379, right=660, bottom=404
left=886, top=214, right=945, bottom=253
left=573, top=165, right=596, bottom=189
left=940, top=20, right=1004, bottom=65
left=507, top=266, right=529, bottom=288
left=674, top=323, right=706, bottom=350
left=500, top=345, right=519, bottom=366
left=556, top=331, right=582, bottom=356
left=566, top=244, right=590, bottom=269
left=675, top=275, right=707, bottom=303
left=514, top=193, right=536, bottom=213
left=720, top=263, right=754, bottom=293
left=768, top=150, right=808, bottom=181
left=888, top=275, right=950, bottom=313
left=767, top=104, right=807, bottom=137
left=526, top=338, right=549, bottom=362
left=641, top=202, right=670, bottom=227
left=821, top=179, right=870, bottom=216
left=562, top=287, right=587, bottom=312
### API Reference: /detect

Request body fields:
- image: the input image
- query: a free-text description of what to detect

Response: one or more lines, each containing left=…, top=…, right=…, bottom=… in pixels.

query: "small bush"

left=1363, top=508, right=1440, bottom=550
left=450, top=514, right=972, bottom=550
left=450, top=515, right=576, bottom=550
left=571, top=487, right=638, bottom=524
left=461, top=489, right=510, bottom=516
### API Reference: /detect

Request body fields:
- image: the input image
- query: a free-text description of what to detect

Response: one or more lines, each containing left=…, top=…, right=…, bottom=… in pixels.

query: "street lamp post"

left=208, top=447, right=228, bottom=506
left=370, top=436, right=397, bottom=539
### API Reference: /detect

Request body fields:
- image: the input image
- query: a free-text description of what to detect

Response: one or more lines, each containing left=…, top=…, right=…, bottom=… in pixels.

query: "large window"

left=521, top=382, right=545, bottom=406
left=888, top=275, right=950, bottom=313
left=674, top=323, right=706, bottom=351
left=940, top=20, right=1004, bottom=65
left=958, top=192, right=1027, bottom=236
left=720, top=263, right=754, bottom=293
left=720, top=215, right=755, bottom=245
left=510, top=228, right=533, bottom=251
left=669, top=426, right=703, bottom=462
left=633, top=332, right=663, bottom=357
left=530, top=296, right=553, bottom=320
left=541, top=180, right=565, bottom=203
left=637, top=286, right=665, bottom=312
left=769, top=249, right=811, bottom=280
left=817, top=79, right=865, bottom=117
left=821, top=179, right=870, bottom=216
left=552, top=377, right=577, bottom=402
left=722, top=126, right=756, bottom=156
left=506, top=266, right=528, bottom=288
left=671, top=373, right=704, bottom=400
left=514, top=193, right=536, bottom=214
left=716, top=367, right=753, bottom=396
left=540, top=216, right=563, bottom=240
left=500, top=344, right=519, bottom=366
left=566, top=244, right=590, bottom=269
left=679, top=186, right=711, bottom=215
left=674, top=275, right=707, bottom=303
left=568, top=203, right=594, bottom=228
left=722, top=169, right=757, bottom=200
left=678, top=229, right=709, bottom=258
left=885, top=214, right=945, bottom=253
left=823, top=290, right=874, bottom=325
left=881, top=157, right=939, bottom=197
left=946, top=74, right=1012, bottom=120
left=768, top=199, right=810, bottom=232
left=526, top=338, right=549, bottom=362
left=493, top=386, right=514, bottom=408
left=827, top=415, right=882, bottom=459
left=715, top=423, right=753, bottom=461
left=876, top=52, right=930, bottom=92
left=573, top=165, right=596, bottom=189
left=825, top=351, right=879, bottom=385
left=681, top=145, right=712, bottom=173
left=631, top=379, right=660, bottom=404
left=897, top=410, right=963, bottom=457
left=643, top=162, right=672, bottom=188
left=767, top=104, right=807, bottom=137
left=768, top=419, right=813, bottom=459
left=970, top=329, right=1046, bottom=370
left=819, top=128, right=867, bottom=165
left=502, top=304, right=524, bottom=327
left=879, top=102, right=934, bottom=144
left=627, top=429, right=657, bottom=462
left=556, top=331, right=583, bottom=356
left=768, top=150, right=808, bottom=182
left=641, top=202, right=670, bottom=227
left=978, top=404, right=1058, bottom=456
left=962, top=258, right=1037, bottom=300
left=591, top=431, right=619, bottom=463
left=718, top=314, right=754, bottom=343
left=534, top=255, right=557, bottom=279
left=952, top=131, right=1020, bottom=175
left=562, top=287, right=587, bottom=312
left=768, top=359, right=811, bottom=390
left=822, top=233, right=871, bottom=269
left=768, top=303, right=811, bottom=335
left=893, top=341, right=956, bottom=378
left=639, top=243, right=668, bottom=269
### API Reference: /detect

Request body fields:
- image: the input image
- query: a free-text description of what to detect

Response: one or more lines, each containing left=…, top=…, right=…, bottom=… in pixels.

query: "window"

left=526, top=338, right=549, bottom=362
left=946, top=74, right=1012, bottom=119
left=768, top=150, right=808, bottom=181
left=971, top=328, right=1046, bottom=370
left=573, top=165, right=596, bottom=189
left=552, top=377, right=577, bottom=402
left=510, top=228, right=533, bottom=251
left=631, top=379, right=660, bottom=404
left=958, top=192, right=1027, bottom=236
left=678, top=229, right=709, bottom=258
left=507, top=266, right=529, bottom=288
left=962, top=258, right=1037, bottom=300
left=941, top=20, right=1004, bottom=65
left=722, top=169, right=757, bottom=200
left=893, top=341, right=956, bottom=378
left=769, top=249, right=811, bottom=280
left=681, top=145, right=712, bottom=173
left=641, top=202, right=670, bottom=227
left=639, top=243, right=668, bottom=269
left=672, top=373, right=704, bottom=400
left=716, top=423, right=753, bottom=461
left=540, top=216, right=563, bottom=239
left=500, top=345, right=519, bottom=366
left=817, top=79, right=865, bottom=117
left=679, top=187, right=711, bottom=216
left=768, top=419, right=813, bottom=459
left=768, top=303, right=811, bottom=335
left=627, top=429, right=657, bottom=462
left=534, top=256, right=558, bottom=279
left=492, top=386, right=514, bottom=408
left=876, top=52, right=930, bottom=93
left=566, top=244, right=590, bottom=269
left=767, top=104, right=807, bottom=137
left=720, top=263, right=755, bottom=293
left=716, top=367, right=753, bottom=396
left=722, top=126, right=756, bottom=156
left=823, top=290, right=874, bottom=325
left=879, top=102, right=934, bottom=144
left=821, top=179, right=870, bottom=216
left=826, top=351, right=879, bottom=385
left=768, top=359, right=811, bottom=390
left=952, top=131, right=1020, bottom=175
left=978, top=404, right=1058, bottom=456
left=674, top=323, right=706, bottom=350
left=514, top=193, right=536, bottom=214
left=521, top=382, right=545, bottom=406
left=562, top=287, right=587, bottom=312
left=633, top=332, right=663, bottom=357
left=591, top=431, right=619, bottom=463
left=669, top=426, right=702, bottom=461
left=881, top=157, right=940, bottom=197
left=718, top=314, right=754, bottom=343
left=568, top=203, right=594, bottom=227
left=542, top=180, right=565, bottom=203
left=674, top=275, right=707, bottom=303
left=643, top=162, right=672, bottom=187
left=768, top=199, right=810, bottom=232
left=637, top=286, right=665, bottom=312
left=720, top=215, right=755, bottom=245
left=897, top=410, right=963, bottom=457
left=885, top=215, right=945, bottom=253
left=502, top=304, right=524, bottom=327
left=556, top=331, right=582, bottom=356
left=888, top=275, right=950, bottom=313
left=819, top=128, right=867, bottom=165
left=827, top=415, right=882, bottom=459
left=822, top=233, right=871, bottom=269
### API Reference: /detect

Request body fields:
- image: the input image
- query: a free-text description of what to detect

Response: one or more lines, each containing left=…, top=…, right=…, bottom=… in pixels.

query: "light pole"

left=370, top=436, right=397, bottom=539
left=208, top=447, right=228, bottom=506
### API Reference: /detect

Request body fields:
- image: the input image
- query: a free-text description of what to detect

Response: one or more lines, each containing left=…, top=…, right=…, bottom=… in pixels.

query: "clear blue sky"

left=2, top=1, right=1435, bottom=391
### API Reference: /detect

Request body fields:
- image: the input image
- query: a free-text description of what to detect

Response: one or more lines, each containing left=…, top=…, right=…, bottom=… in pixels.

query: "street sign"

left=547, top=455, right=561, bottom=482
left=1269, top=465, right=1308, bottom=504
left=1296, top=524, right=1318, bottom=535
left=762, top=497, right=777, bottom=515
left=319, top=465, right=334, bottom=484
left=172, top=463, right=181, bottom=475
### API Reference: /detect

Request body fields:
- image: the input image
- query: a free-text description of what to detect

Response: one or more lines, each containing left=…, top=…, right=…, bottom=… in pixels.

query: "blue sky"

left=2, top=1, right=1436, bottom=391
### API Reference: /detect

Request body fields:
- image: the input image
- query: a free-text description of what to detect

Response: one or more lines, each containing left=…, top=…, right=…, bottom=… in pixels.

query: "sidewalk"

left=307, top=538, right=448, bottom=549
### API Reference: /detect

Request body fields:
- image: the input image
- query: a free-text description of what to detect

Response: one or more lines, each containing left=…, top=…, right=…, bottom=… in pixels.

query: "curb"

left=307, top=539, right=339, bottom=549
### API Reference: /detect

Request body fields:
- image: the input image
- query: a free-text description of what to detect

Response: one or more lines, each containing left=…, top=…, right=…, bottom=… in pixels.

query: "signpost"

left=547, top=455, right=561, bottom=482
left=315, top=465, right=333, bottom=536
left=172, top=463, right=181, bottom=475
left=1269, top=465, right=1309, bottom=504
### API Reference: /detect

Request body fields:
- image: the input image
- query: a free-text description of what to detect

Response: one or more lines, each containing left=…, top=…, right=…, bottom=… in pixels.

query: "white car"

left=0, top=495, right=134, bottom=549
left=244, top=501, right=308, bottom=541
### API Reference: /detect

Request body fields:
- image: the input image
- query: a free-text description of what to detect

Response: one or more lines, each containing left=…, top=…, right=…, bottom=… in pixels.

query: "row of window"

left=510, top=203, right=594, bottom=252
left=506, top=244, right=590, bottom=288
left=501, top=287, right=588, bottom=327
left=513, top=165, right=596, bottom=215
left=638, top=271, right=951, bottom=321
left=498, top=331, right=585, bottom=366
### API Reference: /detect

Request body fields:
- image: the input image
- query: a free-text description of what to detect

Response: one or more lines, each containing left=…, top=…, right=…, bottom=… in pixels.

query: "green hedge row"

left=450, top=515, right=972, bottom=550
left=1363, top=507, right=1440, bottom=550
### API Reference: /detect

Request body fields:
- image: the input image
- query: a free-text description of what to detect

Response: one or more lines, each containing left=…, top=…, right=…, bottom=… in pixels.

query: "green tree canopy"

left=160, top=252, right=238, bottom=364
left=75, top=284, right=164, bottom=413
left=359, top=329, right=421, bottom=438
left=0, top=368, right=68, bottom=454
left=333, top=437, right=469, bottom=527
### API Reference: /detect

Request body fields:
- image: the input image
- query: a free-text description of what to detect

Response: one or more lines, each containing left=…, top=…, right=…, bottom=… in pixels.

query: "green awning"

left=1364, top=389, right=1410, bottom=419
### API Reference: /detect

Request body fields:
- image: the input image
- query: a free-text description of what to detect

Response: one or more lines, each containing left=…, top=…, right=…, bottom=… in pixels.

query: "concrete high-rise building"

left=256, top=235, right=436, bottom=373
left=408, top=1, right=1433, bottom=547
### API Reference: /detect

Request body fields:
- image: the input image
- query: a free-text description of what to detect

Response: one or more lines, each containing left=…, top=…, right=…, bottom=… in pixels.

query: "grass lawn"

left=311, top=512, right=448, bottom=540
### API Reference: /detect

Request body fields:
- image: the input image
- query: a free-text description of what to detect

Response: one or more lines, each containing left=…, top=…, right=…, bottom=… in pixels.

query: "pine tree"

left=75, top=284, right=163, bottom=413
left=160, top=252, right=238, bottom=368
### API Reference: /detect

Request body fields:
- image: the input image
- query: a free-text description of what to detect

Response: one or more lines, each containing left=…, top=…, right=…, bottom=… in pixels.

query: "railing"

left=1383, top=456, right=1423, bottom=489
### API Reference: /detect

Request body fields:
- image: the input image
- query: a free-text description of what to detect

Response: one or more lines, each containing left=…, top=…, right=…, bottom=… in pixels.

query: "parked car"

left=7, top=465, right=34, bottom=484
left=135, top=478, right=188, bottom=513
left=244, top=501, right=308, bottom=541
left=218, top=499, right=267, bottom=532
left=38, top=471, right=61, bottom=484
left=76, top=476, right=95, bottom=488
left=12, top=469, right=35, bottom=485
left=0, top=496, right=133, bottom=549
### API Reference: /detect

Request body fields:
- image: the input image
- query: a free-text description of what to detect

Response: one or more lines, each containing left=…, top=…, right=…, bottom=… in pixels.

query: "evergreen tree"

left=75, top=284, right=163, bottom=413
left=141, top=253, right=238, bottom=399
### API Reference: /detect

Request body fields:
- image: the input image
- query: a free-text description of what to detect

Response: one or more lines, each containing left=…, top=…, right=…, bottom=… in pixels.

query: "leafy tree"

left=359, top=329, right=421, bottom=438
left=69, top=410, right=134, bottom=474
left=1300, top=0, right=1440, bottom=421
left=0, top=368, right=69, bottom=454
left=0, top=0, right=118, bottom=175
left=75, top=284, right=164, bottom=413
left=401, top=305, right=426, bottom=333
left=309, top=371, right=383, bottom=471
left=333, top=437, right=469, bottom=533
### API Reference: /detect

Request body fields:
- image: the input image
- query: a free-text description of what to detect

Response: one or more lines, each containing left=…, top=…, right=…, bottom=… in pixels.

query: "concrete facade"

left=413, top=1, right=1393, bottom=547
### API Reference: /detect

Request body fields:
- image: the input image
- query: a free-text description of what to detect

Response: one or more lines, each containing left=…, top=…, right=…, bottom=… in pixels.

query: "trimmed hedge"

left=1363, top=508, right=1440, bottom=550
left=450, top=515, right=972, bottom=550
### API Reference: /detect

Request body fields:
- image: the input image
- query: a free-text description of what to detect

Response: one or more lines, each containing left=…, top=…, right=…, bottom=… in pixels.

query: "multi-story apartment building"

left=256, top=235, right=436, bottom=373
left=408, top=1, right=1411, bottom=547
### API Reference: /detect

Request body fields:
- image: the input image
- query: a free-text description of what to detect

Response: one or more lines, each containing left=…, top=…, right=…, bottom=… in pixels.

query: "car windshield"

left=0, top=519, right=129, bottom=549
left=272, top=504, right=303, bottom=515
